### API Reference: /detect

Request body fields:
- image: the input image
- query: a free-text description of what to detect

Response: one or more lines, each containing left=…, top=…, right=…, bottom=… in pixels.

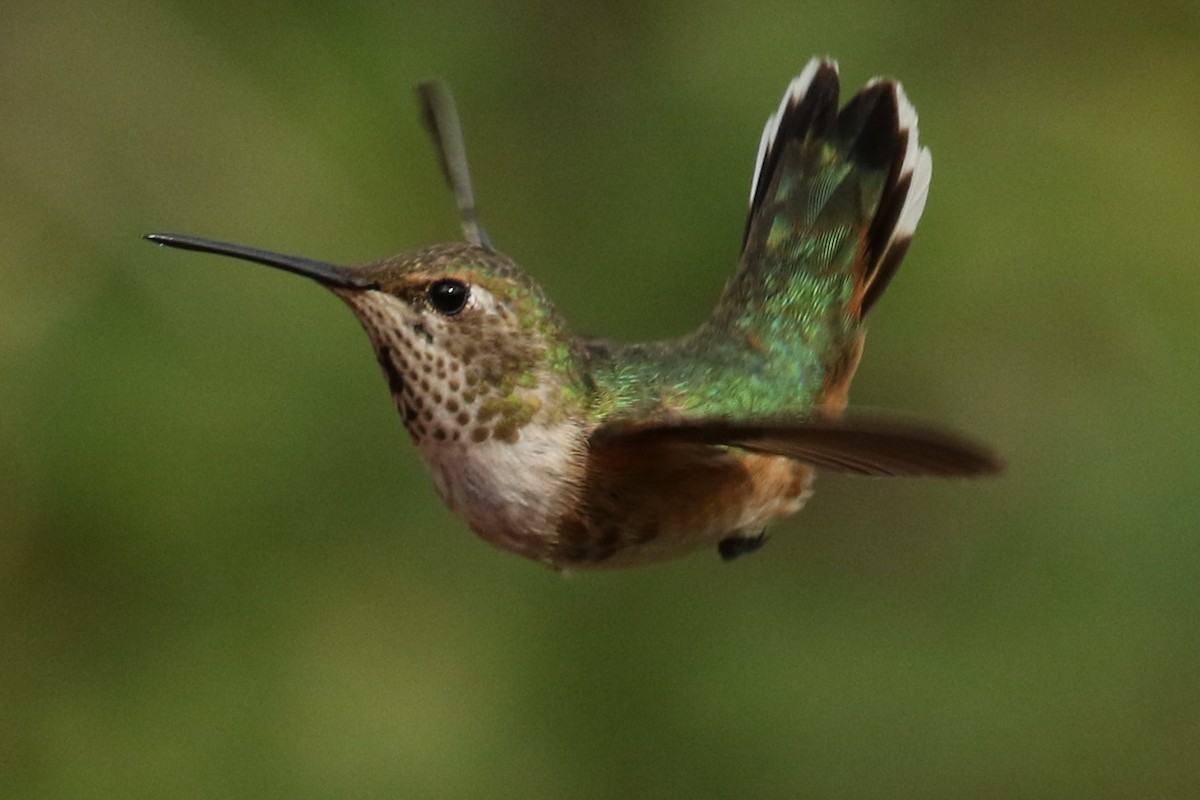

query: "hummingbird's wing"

left=416, top=80, right=491, bottom=248
left=591, top=414, right=1001, bottom=477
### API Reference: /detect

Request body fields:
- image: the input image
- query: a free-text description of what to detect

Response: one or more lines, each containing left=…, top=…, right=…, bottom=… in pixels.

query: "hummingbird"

left=146, top=57, right=1000, bottom=569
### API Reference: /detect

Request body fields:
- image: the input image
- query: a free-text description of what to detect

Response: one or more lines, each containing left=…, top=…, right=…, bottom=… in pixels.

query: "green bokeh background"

left=3, top=1, right=1199, bottom=797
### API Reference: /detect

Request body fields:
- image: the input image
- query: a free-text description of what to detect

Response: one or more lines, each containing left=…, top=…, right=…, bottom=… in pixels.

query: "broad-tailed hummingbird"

left=146, top=58, right=1000, bottom=569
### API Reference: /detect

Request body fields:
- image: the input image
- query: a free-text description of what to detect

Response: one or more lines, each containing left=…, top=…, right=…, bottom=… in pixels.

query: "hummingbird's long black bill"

left=143, top=233, right=376, bottom=290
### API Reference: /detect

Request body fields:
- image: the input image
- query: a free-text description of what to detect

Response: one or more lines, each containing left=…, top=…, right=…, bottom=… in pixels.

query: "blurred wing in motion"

left=592, top=413, right=1002, bottom=477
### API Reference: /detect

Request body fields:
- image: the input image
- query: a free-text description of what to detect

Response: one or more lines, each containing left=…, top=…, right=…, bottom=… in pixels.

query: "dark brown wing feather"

left=592, top=413, right=1002, bottom=478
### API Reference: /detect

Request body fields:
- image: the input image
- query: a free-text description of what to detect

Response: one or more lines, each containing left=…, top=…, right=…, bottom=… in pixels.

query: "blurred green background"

left=3, top=0, right=1199, bottom=797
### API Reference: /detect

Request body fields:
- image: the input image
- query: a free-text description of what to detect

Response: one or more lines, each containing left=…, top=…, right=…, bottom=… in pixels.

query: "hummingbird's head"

left=145, top=80, right=589, bottom=449
left=334, top=242, right=582, bottom=446
left=144, top=234, right=581, bottom=447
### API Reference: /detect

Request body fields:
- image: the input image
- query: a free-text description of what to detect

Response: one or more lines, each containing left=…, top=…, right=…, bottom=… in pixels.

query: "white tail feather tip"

left=748, top=58, right=838, bottom=207
left=894, top=147, right=932, bottom=239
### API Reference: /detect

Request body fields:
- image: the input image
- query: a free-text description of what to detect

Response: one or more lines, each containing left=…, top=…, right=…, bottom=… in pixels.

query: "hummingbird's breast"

left=419, top=416, right=591, bottom=561
left=336, top=287, right=595, bottom=563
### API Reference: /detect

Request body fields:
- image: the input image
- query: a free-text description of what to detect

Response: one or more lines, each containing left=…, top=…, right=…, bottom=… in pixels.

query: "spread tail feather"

left=738, top=57, right=932, bottom=320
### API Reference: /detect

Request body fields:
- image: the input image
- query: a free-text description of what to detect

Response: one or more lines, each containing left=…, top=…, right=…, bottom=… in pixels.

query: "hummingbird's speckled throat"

left=146, top=60, right=1001, bottom=569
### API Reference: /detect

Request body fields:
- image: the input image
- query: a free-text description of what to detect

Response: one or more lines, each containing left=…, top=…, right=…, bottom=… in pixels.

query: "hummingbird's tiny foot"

left=718, top=530, right=769, bottom=561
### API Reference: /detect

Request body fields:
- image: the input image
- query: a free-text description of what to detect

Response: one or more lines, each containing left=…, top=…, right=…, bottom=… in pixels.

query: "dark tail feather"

left=742, top=58, right=932, bottom=317
left=742, top=59, right=842, bottom=242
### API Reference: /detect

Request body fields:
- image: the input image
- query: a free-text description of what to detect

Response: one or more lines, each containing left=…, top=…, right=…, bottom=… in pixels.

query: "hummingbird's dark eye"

left=428, top=279, right=470, bottom=316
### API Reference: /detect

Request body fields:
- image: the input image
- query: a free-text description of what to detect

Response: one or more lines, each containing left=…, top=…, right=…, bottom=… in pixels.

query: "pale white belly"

left=418, top=420, right=587, bottom=559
